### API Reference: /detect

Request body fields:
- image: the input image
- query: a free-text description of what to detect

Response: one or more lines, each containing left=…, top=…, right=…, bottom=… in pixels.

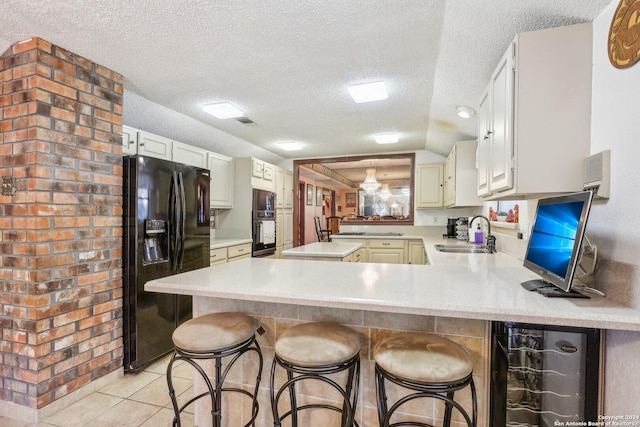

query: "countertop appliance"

left=123, top=155, right=211, bottom=372
left=252, top=188, right=276, bottom=257
left=491, top=321, right=602, bottom=426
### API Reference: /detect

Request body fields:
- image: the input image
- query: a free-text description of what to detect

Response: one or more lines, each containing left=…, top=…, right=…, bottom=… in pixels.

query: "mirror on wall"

left=294, top=153, right=415, bottom=225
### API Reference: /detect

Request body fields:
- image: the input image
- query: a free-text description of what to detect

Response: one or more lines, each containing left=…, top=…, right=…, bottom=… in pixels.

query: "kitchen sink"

left=434, top=244, right=490, bottom=254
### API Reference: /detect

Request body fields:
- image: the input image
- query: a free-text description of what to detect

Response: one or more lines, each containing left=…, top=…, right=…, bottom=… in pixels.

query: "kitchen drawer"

left=210, top=247, right=228, bottom=265
left=228, top=243, right=251, bottom=259
left=368, top=239, right=405, bottom=249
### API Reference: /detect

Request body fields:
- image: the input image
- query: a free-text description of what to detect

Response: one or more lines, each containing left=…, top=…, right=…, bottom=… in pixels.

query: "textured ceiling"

left=1, top=0, right=611, bottom=159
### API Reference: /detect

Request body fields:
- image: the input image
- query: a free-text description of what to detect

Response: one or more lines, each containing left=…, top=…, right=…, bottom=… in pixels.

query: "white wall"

left=590, top=2, right=640, bottom=267
left=592, top=0, right=640, bottom=415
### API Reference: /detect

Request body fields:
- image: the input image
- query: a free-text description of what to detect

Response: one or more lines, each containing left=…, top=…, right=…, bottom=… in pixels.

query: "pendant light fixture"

left=359, top=167, right=381, bottom=195
left=378, top=183, right=391, bottom=201
left=378, top=175, right=391, bottom=201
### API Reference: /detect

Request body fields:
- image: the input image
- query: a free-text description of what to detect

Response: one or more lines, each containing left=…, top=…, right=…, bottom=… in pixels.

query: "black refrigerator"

left=123, top=155, right=211, bottom=372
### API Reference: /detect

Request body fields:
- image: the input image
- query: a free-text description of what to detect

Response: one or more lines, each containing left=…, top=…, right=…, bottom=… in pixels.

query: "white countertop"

left=146, top=243, right=640, bottom=331
left=210, top=238, right=252, bottom=250
left=282, top=241, right=362, bottom=258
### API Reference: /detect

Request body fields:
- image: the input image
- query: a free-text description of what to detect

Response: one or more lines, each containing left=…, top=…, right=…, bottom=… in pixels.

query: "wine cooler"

left=490, top=322, right=602, bottom=426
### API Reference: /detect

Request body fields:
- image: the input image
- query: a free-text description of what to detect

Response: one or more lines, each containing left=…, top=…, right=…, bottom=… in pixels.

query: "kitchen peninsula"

left=145, top=236, right=640, bottom=426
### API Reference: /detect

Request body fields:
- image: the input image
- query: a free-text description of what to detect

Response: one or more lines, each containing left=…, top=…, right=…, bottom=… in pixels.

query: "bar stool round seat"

left=270, top=321, right=361, bottom=426
left=374, top=332, right=477, bottom=427
left=167, top=312, right=263, bottom=427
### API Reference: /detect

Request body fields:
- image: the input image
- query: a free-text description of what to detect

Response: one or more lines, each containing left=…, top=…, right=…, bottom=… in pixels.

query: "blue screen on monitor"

left=526, top=201, right=585, bottom=280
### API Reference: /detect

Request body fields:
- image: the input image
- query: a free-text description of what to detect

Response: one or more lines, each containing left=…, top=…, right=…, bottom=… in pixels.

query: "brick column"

left=0, top=38, right=123, bottom=412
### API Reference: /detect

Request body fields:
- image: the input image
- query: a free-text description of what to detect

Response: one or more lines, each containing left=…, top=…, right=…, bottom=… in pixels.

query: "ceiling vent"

left=235, top=117, right=255, bottom=125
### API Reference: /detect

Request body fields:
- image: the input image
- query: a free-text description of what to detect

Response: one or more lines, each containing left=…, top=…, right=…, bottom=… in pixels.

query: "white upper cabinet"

left=416, top=163, right=444, bottom=208
left=250, top=158, right=276, bottom=191
left=262, top=163, right=274, bottom=182
left=476, top=88, right=490, bottom=197
left=122, top=125, right=138, bottom=155
left=208, top=152, right=234, bottom=209
left=275, top=168, right=294, bottom=210
left=276, top=167, right=284, bottom=209
left=138, top=131, right=173, bottom=161
left=172, top=141, right=208, bottom=169
left=283, top=169, right=293, bottom=209
left=478, top=23, right=592, bottom=199
left=488, top=43, right=515, bottom=194
left=444, top=141, right=482, bottom=208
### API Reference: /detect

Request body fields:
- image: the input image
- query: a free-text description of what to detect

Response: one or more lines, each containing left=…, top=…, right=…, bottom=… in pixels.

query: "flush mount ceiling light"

left=456, top=105, right=476, bottom=119
left=348, top=81, right=388, bottom=103
left=202, top=102, right=244, bottom=119
left=276, top=141, right=303, bottom=151
left=359, top=167, right=381, bottom=195
left=374, top=133, right=399, bottom=144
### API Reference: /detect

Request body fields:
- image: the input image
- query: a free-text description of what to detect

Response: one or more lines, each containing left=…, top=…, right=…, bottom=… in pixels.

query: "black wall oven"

left=252, top=189, right=276, bottom=257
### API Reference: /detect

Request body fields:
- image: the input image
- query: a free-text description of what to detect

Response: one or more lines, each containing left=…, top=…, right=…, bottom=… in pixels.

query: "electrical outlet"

left=432, top=216, right=439, bottom=224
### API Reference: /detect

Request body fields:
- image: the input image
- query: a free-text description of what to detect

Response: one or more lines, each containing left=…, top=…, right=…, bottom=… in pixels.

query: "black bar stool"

left=167, top=312, right=263, bottom=427
left=270, top=321, right=361, bottom=426
left=374, top=332, right=477, bottom=427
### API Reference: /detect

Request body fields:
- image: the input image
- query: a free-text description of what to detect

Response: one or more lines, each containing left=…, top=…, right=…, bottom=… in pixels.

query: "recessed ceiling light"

left=202, top=102, right=244, bottom=119
left=348, top=81, right=388, bottom=103
left=374, top=133, right=399, bottom=144
left=456, top=105, right=476, bottom=119
left=277, top=141, right=303, bottom=151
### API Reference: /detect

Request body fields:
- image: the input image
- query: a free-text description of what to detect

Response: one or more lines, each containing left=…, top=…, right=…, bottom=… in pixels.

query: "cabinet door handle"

left=211, top=254, right=217, bottom=258
left=238, top=248, right=244, bottom=252
left=382, top=242, right=390, bottom=246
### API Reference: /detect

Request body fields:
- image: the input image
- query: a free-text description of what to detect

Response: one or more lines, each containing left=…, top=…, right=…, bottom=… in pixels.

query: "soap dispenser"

left=474, top=223, right=484, bottom=244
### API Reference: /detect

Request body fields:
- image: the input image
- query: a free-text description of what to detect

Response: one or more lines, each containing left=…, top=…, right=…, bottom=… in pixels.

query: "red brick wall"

left=0, top=38, right=123, bottom=409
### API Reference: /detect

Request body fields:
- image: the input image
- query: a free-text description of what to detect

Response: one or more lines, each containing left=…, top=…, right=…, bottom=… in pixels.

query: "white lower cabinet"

left=228, top=243, right=251, bottom=260
left=368, top=249, right=405, bottom=264
left=368, top=239, right=405, bottom=264
left=408, top=240, right=427, bottom=265
left=209, top=242, right=251, bottom=265
left=329, top=238, right=428, bottom=265
left=209, top=247, right=228, bottom=266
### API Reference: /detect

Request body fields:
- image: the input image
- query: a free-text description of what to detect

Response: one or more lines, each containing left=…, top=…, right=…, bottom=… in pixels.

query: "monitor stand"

left=521, top=279, right=550, bottom=291
left=521, top=280, right=590, bottom=299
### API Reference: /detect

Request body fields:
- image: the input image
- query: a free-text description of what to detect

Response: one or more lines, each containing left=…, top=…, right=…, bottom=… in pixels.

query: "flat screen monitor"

left=522, top=191, right=594, bottom=294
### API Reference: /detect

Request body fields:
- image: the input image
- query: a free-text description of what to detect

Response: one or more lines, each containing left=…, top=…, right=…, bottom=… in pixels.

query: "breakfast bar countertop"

left=145, top=253, right=640, bottom=332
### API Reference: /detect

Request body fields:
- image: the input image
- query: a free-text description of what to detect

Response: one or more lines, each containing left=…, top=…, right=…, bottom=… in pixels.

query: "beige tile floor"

left=0, top=355, right=197, bottom=427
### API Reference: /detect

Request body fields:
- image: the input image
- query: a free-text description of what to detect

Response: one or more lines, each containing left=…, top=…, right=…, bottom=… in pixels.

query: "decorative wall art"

left=608, top=0, right=640, bottom=69
left=306, top=184, right=313, bottom=206
left=316, top=186, right=323, bottom=206
left=345, top=193, right=356, bottom=208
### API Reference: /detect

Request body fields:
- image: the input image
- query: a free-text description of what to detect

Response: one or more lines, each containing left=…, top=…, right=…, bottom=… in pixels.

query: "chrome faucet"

left=470, top=215, right=496, bottom=254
